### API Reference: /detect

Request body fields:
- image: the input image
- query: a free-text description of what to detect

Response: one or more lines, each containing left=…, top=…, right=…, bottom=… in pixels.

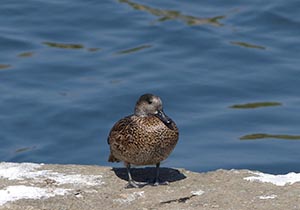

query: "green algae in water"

left=240, top=133, right=300, bottom=140
left=118, top=0, right=225, bottom=27
left=230, top=41, right=266, bottom=50
left=87, top=48, right=101, bottom=52
left=0, top=64, right=11, bottom=69
left=15, top=146, right=36, bottom=153
left=18, top=52, right=35, bottom=57
left=230, top=102, right=282, bottom=109
left=116, top=44, right=152, bottom=55
left=43, top=42, right=84, bottom=49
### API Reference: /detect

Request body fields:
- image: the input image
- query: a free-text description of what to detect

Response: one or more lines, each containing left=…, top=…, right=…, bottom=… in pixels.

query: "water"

left=1, top=0, right=300, bottom=174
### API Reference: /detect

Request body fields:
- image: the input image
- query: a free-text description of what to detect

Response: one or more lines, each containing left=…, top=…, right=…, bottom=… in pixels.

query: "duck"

left=107, top=93, right=179, bottom=188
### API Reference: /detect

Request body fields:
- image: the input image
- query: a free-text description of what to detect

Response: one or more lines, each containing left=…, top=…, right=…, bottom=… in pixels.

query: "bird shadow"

left=112, top=167, right=186, bottom=184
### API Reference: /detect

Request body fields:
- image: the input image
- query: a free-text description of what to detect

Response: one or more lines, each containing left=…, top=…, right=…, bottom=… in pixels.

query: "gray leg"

left=125, top=163, right=139, bottom=188
left=154, top=163, right=160, bottom=185
left=153, top=162, right=169, bottom=186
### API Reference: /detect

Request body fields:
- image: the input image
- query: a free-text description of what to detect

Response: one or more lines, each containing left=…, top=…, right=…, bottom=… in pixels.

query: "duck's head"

left=134, top=93, right=171, bottom=124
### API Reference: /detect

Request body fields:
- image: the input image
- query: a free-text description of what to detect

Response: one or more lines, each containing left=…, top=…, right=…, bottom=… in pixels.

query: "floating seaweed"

left=43, top=42, right=84, bottom=49
left=0, top=64, right=11, bottom=69
left=230, top=41, right=266, bottom=50
left=240, top=133, right=300, bottom=140
left=119, top=0, right=225, bottom=27
left=116, top=44, right=152, bottom=55
left=230, top=102, right=281, bottom=109
left=18, top=52, right=35, bottom=57
left=15, top=146, right=36, bottom=153
left=87, top=48, right=101, bottom=52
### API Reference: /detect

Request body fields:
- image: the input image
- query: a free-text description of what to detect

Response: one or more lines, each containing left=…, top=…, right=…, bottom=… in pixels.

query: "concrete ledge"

left=0, top=162, right=300, bottom=210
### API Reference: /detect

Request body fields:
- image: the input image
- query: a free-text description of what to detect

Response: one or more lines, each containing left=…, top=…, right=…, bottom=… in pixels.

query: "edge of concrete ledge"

left=0, top=162, right=300, bottom=210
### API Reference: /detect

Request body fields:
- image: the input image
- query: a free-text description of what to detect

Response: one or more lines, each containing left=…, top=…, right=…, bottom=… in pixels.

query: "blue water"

left=1, top=0, right=300, bottom=174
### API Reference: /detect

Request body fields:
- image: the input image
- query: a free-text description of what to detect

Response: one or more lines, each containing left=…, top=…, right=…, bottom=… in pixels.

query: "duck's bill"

left=155, top=110, right=171, bottom=124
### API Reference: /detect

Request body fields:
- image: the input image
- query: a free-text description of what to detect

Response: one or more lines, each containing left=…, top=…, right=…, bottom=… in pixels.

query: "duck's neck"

left=134, top=107, right=147, bottom=117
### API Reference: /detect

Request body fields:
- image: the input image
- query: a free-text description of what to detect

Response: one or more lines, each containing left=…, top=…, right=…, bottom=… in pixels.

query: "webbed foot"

left=153, top=178, right=169, bottom=186
left=125, top=180, right=148, bottom=188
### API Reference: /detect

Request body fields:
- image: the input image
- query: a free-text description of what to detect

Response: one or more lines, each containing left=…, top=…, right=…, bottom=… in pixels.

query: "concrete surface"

left=0, top=162, right=299, bottom=210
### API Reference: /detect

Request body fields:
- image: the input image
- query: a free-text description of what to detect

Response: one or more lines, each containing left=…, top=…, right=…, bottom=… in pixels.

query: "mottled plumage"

left=108, top=93, right=179, bottom=188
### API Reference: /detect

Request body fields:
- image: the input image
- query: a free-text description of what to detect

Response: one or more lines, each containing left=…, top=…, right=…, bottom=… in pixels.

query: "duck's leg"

left=124, top=163, right=148, bottom=188
left=125, top=163, right=140, bottom=188
left=153, top=162, right=169, bottom=186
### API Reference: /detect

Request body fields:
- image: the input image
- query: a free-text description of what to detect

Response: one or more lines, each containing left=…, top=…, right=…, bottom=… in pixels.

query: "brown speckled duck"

left=108, top=93, right=179, bottom=188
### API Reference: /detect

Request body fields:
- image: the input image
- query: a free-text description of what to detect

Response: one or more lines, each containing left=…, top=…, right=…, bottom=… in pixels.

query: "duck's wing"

left=107, top=115, right=134, bottom=145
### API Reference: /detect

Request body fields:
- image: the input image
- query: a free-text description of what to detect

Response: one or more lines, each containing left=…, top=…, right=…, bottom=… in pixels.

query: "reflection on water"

left=18, top=52, right=35, bottom=58
left=15, top=146, right=36, bottom=154
left=230, top=102, right=282, bottom=109
left=119, top=0, right=225, bottom=27
left=240, top=133, right=300, bottom=140
left=230, top=41, right=266, bottom=50
left=43, top=42, right=84, bottom=49
left=0, top=64, right=11, bottom=70
left=87, top=48, right=101, bottom=52
left=116, top=44, right=152, bottom=55
left=110, top=79, right=122, bottom=84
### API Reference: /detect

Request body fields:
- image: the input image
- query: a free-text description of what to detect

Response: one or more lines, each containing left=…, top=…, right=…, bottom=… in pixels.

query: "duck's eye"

left=148, top=100, right=152, bottom=104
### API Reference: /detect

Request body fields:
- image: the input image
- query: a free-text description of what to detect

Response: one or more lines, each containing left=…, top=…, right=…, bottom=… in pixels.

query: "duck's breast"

left=108, top=115, right=179, bottom=165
